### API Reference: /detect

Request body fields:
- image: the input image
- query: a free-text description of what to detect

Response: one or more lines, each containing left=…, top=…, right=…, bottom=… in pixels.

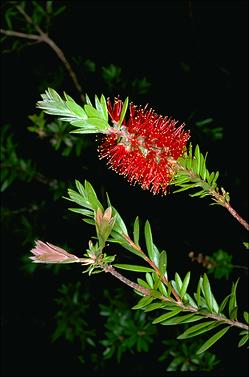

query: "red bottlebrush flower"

left=98, top=98, right=190, bottom=195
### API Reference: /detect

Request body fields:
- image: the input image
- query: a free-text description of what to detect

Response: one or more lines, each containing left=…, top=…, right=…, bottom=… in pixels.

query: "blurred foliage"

left=1, top=124, right=37, bottom=192
left=1, top=0, right=66, bottom=45
left=158, top=338, right=220, bottom=372
left=28, top=112, right=91, bottom=157
left=99, top=289, right=157, bottom=362
left=207, top=249, right=233, bottom=279
left=189, top=249, right=233, bottom=279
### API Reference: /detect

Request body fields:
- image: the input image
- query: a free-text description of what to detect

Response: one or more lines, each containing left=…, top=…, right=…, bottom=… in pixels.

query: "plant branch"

left=1, top=5, right=85, bottom=102
left=174, top=161, right=249, bottom=231
left=123, top=234, right=181, bottom=302
left=102, top=264, right=249, bottom=330
left=103, top=264, right=151, bottom=295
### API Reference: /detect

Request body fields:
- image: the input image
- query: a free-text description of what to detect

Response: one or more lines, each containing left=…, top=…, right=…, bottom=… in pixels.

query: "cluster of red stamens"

left=98, top=97, right=190, bottom=195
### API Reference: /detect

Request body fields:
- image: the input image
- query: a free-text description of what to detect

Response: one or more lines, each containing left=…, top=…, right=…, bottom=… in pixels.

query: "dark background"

left=1, top=1, right=248, bottom=376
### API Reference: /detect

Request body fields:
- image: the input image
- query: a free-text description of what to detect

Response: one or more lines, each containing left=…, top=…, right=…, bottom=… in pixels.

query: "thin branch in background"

left=0, top=4, right=85, bottom=102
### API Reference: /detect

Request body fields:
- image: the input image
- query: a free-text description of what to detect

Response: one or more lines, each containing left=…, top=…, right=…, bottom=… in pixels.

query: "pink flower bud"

left=30, top=240, right=80, bottom=263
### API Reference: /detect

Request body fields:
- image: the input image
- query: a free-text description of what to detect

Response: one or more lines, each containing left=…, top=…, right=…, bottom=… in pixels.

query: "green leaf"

left=179, top=271, right=191, bottom=299
left=218, top=294, right=231, bottom=314
left=133, top=216, right=140, bottom=246
left=118, top=97, right=129, bottom=126
left=70, top=127, right=100, bottom=134
left=144, top=302, right=165, bottom=312
left=177, top=321, right=221, bottom=339
left=196, top=326, right=230, bottom=354
left=150, top=289, right=163, bottom=299
left=94, top=95, right=106, bottom=120
left=159, top=250, right=167, bottom=276
left=145, top=272, right=154, bottom=289
left=137, top=278, right=150, bottom=289
left=174, top=273, right=183, bottom=292
left=158, top=281, right=168, bottom=297
left=229, top=306, right=238, bottom=321
left=113, top=264, right=154, bottom=273
left=194, top=145, right=201, bottom=175
left=84, top=104, right=100, bottom=118
left=66, top=100, right=87, bottom=118
left=84, top=180, right=104, bottom=212
left=132, top=296, right=154, bottom=310
left=152, top=308, right=182, bottom=324
left=196, top=277, right=202, bottom=307
left=68, top=208, right=93, bottom=217
left=229, top=278, right=239, bottom=318
left=144, top=220, right=154, bottom=260
left=243, top=311, right=249, bottom=324
left=67, top=189, right=92, bottom=209
left=161, top=313, right=203, bottom=326
left=184, top=293, right=198, bottom=309
left=100, top=94, right=108, bottom=121
left=73, top=117, right=108, bottom=130
left=106, top=193, right=128, bottom=235
left=85, top=93, right=92, bottom=106
left=238, top=335, right=249, bottom=348
left=203, top=273, right=214, bottom=312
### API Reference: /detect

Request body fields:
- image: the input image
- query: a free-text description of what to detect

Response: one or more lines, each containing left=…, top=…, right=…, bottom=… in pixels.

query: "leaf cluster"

left=171, top=144, right=230, bottom=206
left=28, top=112, right=91, bottom=157
left=158, top=338, right=220, bottom=372
left=36, top=88, right=111, bottom=134
left=0, top=124, right=37, bottom=191
left=65, top=179, right=249, bottom=353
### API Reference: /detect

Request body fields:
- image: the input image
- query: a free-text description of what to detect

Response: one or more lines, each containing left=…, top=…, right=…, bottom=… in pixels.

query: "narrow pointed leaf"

left=196, top=277, right=202, bottom=307
left=137, top=278, right=150, bottom=289
left=100, top=94, right=108, bottom=121
left=179, top=271, right=191, bottom=299
left=203, top=273, right=213, bottom=312
left=243, top=311, right=249, bottom=324
left=145, top=272, right=154, bottom=289
left=175, top=273, right=183, bottom=292
left=144, top=302, right=165, bottom=312
left=113, top=264, right=154, bottom=273
left=132, top=296, right=154, bottom=310
left=219, top=294, right=231, bottom=314
left=118, top=97, right=129, bottom=126
left=229, top=278, right=239, bottom=318
left=177, top=321, right=221, bottom=339
left=196, top=326, right=230, bottom=354
left=66, top=101, right=87, bottom=118
left=159, top=250, right=167, bottom=276
left=144, top=220, right=154, bottom=260
left=238, top=335, right=249, bottom=348
left=152, top=308, right=182, bottom=324
left=161, top=313, right=203, bottom=326
left=133, top=216, right=140, bottom=246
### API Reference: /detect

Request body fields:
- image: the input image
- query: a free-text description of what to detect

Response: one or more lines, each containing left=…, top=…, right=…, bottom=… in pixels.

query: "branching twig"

left=1, top=4, right=85, bottom=102
left=173, top=161, right=249, bottom=231
left=123, top=233, right=181, bottom=302
left=102, top=264, right=249, bottom=331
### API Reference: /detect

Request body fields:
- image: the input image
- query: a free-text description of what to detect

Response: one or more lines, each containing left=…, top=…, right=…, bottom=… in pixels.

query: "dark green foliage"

left=158, top=338, right=220, bottom=372
left=99, top=290, right=157, bottom=362
left=1, top=125, right=37, bottom=191
left=28, top=112, right=91, bottom=157
left=195, top=118, right=224, bottom=142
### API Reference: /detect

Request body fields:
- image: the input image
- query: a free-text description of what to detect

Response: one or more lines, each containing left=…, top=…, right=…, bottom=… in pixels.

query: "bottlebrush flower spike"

left=98, top=98, right=190, bottom=195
